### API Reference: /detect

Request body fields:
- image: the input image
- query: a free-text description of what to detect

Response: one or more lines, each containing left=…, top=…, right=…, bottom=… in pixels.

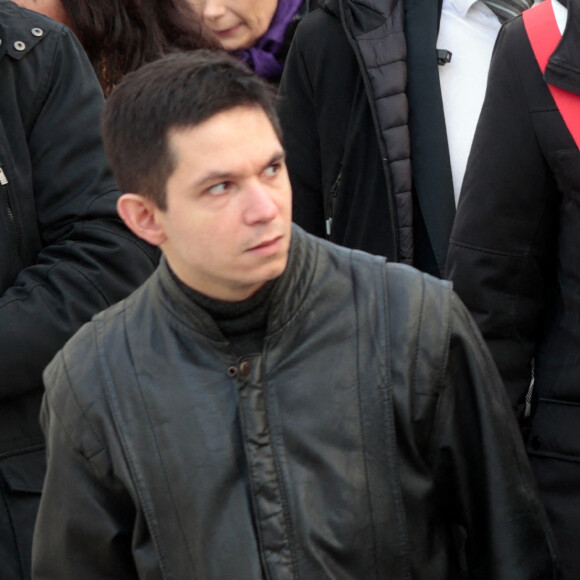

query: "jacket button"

left=227, top=366, right=238, bottom=378
left=31, top=28, right=44, bottom=37
left=239, top=361, right=251, bottom=377
left=531, top=435, right=542, bottom=450
left=14, top=41, right=26, bottom=51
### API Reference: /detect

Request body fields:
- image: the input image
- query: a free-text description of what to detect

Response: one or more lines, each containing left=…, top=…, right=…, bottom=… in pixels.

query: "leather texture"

left=34, top=226, right=559, bottom=579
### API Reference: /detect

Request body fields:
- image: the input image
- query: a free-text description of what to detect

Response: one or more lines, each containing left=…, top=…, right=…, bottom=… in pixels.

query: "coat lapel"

left=404, top=0, right=455, bottom=277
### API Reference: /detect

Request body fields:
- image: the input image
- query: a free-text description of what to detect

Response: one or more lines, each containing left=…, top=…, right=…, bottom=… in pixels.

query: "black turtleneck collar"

left=157, top=225, right=318, bottom=351
left=167, top=266, right=276, bottom=356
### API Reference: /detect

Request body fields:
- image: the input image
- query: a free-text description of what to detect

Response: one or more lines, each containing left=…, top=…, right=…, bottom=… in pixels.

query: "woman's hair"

left=61, top=0, right=220, bottom=96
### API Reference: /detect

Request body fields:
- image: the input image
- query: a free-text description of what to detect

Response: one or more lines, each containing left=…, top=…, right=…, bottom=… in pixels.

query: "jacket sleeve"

left=278, top=18, right=326, bottom=238
left=445, top=23, right=558, bottom=422
left=430, top=293, right=560, bottom=579
left=0, top=25, right=157, bottom=400
left=32, top=348, right=142, bottom=580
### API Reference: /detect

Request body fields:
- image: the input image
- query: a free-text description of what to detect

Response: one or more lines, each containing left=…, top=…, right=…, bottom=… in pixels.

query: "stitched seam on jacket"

left=438, top=284, right=453, bottom=390
left=46, top=349, right=105, bottom=460
left=27, top=27, right=61, bottom=133
left=95, top=311, right=183, bottom=580
left=352, top=250, right=380, bottom=577
left=261, top=353, right=301, bottom=577
left=382, top=265, right=412, bottom=579
left=448, top=240, right=535, bottom=258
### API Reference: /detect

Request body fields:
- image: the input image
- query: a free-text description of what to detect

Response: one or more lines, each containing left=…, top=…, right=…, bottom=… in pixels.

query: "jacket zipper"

left=339, top=0, right=399, bottom=256
left=1, top=166, right=23, bottom=269
left=325, top=170, right=342, bottom=237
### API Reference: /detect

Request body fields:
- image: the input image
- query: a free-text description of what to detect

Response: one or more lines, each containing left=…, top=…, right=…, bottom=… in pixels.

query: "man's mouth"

left=247, top=235, right=283, bottom=256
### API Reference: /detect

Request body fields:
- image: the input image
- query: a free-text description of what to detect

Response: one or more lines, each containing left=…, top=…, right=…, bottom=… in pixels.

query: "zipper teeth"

left=339, top=1, right=399, bottom=253
left=5, top=193, right=16, bottom=223
left=330, top=172, right=341, bottom=196
left=1, top=167, right=23, bottom=267
left=3, top=183, right=18, bottom=229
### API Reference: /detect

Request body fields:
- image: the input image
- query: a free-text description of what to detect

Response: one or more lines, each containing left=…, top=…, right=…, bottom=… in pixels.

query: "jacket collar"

left=319, top=0, right=340, bottom=17
left=157, top=225, right=319, bottom=342
left=320, top=0, right=395, bottom=24
left=545, top=0, right=580, bottom=93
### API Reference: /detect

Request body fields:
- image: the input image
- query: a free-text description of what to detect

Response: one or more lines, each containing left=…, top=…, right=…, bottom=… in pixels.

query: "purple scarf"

left=234, top=0, right=304, bottom=79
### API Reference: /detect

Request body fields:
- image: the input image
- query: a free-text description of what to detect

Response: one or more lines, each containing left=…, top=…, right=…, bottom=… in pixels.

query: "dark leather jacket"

left=34, top=227, right=558, bottom=579
left=0, top=0, right=157, bottom=562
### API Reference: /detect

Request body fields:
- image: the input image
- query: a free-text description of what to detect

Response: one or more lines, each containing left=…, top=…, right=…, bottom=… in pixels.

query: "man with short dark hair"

left=32, top=51, right=560, bottom=579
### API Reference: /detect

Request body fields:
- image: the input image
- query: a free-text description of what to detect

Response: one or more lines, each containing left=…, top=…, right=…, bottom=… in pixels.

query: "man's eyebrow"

left=267, top=151, right=286, bottom=166
left=193, top=170, right=236, bottom=189
left=193, top=150, right=286, bottom=188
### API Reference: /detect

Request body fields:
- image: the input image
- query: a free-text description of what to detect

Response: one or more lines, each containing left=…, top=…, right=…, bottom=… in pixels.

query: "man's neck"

left=168, top=266, right=275, bottom=356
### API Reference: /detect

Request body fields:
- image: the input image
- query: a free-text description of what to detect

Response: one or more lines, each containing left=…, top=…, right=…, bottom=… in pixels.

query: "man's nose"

left=243, top=184, right=279, bottom=225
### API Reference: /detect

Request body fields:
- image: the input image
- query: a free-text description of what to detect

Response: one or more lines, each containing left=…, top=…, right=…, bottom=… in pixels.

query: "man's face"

left=154, top=106, right=292, bottom=302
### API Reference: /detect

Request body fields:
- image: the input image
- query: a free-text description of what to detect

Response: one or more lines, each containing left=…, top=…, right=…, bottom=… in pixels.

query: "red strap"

left=523, top=1, right=580, bottom=149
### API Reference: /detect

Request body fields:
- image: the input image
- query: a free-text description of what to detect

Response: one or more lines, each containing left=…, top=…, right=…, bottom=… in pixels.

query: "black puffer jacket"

left=446, top=2, right=580, bottom=577
left=278, top=0, right=455, bottom=276
left=34, top=227, right=558, bottom=579
left=0, top=2, right=157, bottom=576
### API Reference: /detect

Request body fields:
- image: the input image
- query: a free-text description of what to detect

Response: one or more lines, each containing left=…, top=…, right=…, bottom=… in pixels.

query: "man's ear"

left=117, top=193, right=167, bottom=247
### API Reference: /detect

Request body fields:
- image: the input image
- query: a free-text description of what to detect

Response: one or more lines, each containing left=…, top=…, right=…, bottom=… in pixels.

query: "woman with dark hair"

left=12, top=0, right=219, bottom=95
left=189, top=0, right=313, bottom=82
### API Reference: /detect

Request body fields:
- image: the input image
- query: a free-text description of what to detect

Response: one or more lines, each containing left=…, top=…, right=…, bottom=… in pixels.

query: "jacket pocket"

left=0, top=448, right=46, bottom=579
left=527, top=398, right=580, bottom=461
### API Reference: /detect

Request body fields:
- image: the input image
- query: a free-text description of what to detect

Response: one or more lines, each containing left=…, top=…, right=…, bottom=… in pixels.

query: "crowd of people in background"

left=0, top=0, right=578, bottom=578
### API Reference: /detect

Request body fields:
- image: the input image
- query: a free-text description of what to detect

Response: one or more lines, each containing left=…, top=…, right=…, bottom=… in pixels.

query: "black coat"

left=446, top=3, right=580, bottom=577
left=278, top=0, right=455, bottom=277
left=0, top=3, right=157, bottom=578
left=34, top=227, right=559, bottom=579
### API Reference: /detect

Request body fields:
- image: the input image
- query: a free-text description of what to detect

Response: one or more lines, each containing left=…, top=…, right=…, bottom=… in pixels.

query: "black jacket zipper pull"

left=326, top=170, right=342, bottom=237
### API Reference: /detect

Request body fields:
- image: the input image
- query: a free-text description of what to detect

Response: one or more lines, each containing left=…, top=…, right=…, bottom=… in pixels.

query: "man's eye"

left=264, top=163, right=280, bottom=177
left=207, top=182, right=228, bottom=195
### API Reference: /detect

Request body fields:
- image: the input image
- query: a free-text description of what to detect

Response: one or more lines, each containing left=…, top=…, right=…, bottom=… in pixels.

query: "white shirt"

left=552, top=0, right=567, bottom=34
left=437, top=0, right=542, bottom=203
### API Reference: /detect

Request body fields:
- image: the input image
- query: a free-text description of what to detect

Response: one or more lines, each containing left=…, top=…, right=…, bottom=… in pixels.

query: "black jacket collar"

left=320, top=0, right=394, bottom=26
left=545, top=0, right=580, bottom=93
left=158, top=225, right=318, bottom=341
